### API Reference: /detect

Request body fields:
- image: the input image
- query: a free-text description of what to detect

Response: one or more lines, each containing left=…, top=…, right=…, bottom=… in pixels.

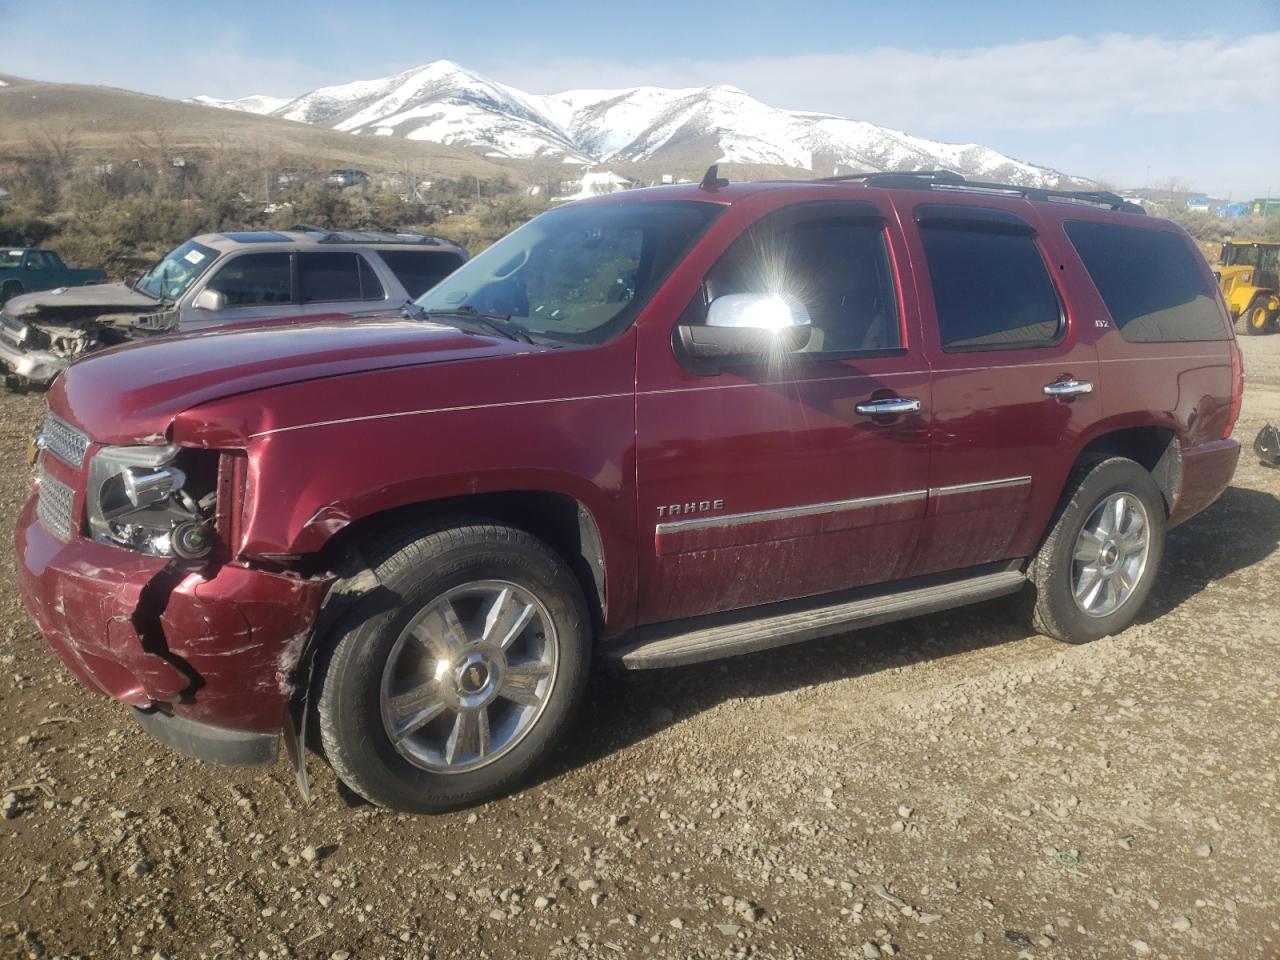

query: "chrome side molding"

left=655, top=489, right=928, bottom=535
left=929, top=475, right=1032, bottom=498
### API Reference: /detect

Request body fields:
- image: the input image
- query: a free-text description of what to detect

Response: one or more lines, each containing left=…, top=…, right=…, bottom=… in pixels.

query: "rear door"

left=298, top=251, right=392, bottom=318
left=898, top=198, right=1103, bottom=574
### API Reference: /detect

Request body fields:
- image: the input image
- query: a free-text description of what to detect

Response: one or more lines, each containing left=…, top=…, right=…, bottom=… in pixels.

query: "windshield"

left=135, top=240, right=219, bottom=300
left=415, top=200, right=722, bottom=344
left=1, top=250, right=24, bottom=269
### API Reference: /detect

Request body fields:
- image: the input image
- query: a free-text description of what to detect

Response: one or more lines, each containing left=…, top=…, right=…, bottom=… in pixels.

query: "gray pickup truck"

left=0, top=228, right=467, bottom=387
left=0, top=248, right=107, bottom=304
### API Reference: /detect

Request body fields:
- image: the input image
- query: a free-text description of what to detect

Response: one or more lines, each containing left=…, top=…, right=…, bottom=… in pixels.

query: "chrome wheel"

left=1071, top=493, right=1151, bottom=617
left=379, top=580, right=558, bottom=774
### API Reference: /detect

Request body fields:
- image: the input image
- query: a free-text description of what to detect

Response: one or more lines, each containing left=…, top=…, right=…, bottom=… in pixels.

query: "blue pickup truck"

left=0, top=248, right=107, bottom=304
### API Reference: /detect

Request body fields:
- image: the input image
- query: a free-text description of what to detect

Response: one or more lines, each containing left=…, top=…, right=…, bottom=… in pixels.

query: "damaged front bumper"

left=0, top=337, right=66, bottom=386
left=15, top=496, right=333, bottom=766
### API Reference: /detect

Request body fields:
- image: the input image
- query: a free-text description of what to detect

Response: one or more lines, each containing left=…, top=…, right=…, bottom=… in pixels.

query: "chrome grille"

left=41, top=414, right=90, bottom=468
left=36, top=471, right=75, bottom=542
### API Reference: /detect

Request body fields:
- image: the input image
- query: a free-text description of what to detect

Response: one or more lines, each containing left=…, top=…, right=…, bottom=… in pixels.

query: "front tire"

left=1028, top=457, right=1166, bottom=644
left=315, top=521, right=591, bottom=812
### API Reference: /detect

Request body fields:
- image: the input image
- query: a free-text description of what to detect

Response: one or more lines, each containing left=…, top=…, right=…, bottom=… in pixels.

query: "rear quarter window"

left=378, top=250, right=464, bottom=298
left=1063, top=220, right=1228, bottom=342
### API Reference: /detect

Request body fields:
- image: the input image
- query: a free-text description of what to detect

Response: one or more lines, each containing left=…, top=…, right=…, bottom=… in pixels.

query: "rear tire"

left=1028, top=457, right=1166, bottom=644
left=315, top=521, right=591, bottom=812
left=1235, top=296, right=1272, bottom=336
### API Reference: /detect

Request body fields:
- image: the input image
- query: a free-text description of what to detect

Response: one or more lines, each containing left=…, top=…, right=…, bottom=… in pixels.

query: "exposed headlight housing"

left=87, top=445, right=217, bottom=559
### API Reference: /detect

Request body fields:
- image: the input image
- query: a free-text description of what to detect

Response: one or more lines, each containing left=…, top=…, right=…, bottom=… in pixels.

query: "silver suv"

left=0, top=227, right=467, bottom=387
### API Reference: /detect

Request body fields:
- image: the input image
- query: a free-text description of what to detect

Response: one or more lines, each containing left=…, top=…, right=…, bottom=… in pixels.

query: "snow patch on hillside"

left=196, top=60, right=1084, bottom=186
left=189, top=94, right=290, bottom=115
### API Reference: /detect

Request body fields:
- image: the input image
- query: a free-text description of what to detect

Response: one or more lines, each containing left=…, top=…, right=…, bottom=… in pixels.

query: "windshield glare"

left=135, top=240, right=218, bottom=300
left=416, top=200, right=721, bottom=344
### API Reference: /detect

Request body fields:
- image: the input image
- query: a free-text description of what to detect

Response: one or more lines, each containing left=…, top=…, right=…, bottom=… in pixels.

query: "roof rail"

left=812, top=170, right=1145, bottom=214
left=288, top=225, right=457, bottom=245
left=816, top=169, right=966, bottom=187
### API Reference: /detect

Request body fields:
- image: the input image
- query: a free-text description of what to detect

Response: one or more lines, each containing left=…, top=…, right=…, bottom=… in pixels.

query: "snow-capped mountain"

left=195, top=60, right=1083, bottom=186
left=189, top=94, right=292, bottom=115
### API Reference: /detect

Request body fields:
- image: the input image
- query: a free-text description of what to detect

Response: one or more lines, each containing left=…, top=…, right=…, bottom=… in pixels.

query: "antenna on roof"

left=700, top=164, right=729, bottom=191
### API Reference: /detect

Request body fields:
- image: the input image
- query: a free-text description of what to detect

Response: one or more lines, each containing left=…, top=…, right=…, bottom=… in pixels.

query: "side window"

left=703, top=212, right=901, bottom=355
left=1063, top=220, right=1228, bottom=342
left=26, top=252, right=50, bottom=271
left=300, top=252, right=384, bottom=302
left=206, top=253, right=292, bottom=306
left=919, top=222, right=1061, bottom=351
left=378, top=250, right=464, bottom=298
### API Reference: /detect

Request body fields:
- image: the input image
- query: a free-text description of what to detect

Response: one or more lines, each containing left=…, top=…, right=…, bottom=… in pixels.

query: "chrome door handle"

left=1043, top=379, right=1094, bottom=397
left=855, top=397, right=922, bottom=416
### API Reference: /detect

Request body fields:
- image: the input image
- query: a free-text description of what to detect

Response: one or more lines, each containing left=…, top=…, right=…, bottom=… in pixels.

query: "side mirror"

left=193, top=289, right=226, bottom=311
left=677, top=293, right=812, bottom=361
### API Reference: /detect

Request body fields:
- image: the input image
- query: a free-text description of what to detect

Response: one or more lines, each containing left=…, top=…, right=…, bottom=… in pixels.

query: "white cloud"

left=487, top=32, right=1280, bottom=137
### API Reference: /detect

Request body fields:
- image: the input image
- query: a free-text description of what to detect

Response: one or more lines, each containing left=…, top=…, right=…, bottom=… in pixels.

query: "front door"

left=896, top=198, right=1102, bottom=575
left=184, top=251, right=298, bottom=330
left=635, top=198, right=932, bottom=625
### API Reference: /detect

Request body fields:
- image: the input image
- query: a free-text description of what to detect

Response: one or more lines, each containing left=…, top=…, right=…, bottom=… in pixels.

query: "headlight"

left=87, top=445, right=216, bottom=560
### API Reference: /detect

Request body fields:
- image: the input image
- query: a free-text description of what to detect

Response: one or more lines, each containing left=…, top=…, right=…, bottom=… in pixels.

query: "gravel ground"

left=1, top=339, right=1278, bottom=960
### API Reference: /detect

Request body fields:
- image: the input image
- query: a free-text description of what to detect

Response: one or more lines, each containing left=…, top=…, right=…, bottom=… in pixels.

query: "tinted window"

left=26, top=252, right=51, bottom=270
left=379, top=250, right=463, bottom=298
left=920, top=224, right=1061, bottom=350
left=703, top=213, right=900, bottom=354
left=300, top=252, right=385, bottom=302
left=206, top=253, right=292, bottom=306
left=1065, top=221, right=1229, bottom=342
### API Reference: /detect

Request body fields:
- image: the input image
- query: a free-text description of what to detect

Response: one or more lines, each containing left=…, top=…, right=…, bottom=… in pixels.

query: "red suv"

left=16, top=170, right=1242, bottom=812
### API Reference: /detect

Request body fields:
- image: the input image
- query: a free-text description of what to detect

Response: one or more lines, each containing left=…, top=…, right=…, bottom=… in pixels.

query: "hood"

left=5, top=282, right=158, bottom=322
left=50, top=316, right=541, bottom=443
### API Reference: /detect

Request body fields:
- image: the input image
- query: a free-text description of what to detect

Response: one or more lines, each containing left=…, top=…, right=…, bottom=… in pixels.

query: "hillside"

left=195, top=59, right=1087, bottom=187
left=0, top=75, right=513, bottom=181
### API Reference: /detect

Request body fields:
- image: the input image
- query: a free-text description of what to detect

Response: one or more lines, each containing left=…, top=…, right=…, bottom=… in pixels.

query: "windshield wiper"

left=415, top=305, right=535, bottom=344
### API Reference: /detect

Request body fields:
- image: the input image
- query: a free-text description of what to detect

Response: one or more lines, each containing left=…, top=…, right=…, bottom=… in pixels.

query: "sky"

left=2, top=0, right=1278, bottom=196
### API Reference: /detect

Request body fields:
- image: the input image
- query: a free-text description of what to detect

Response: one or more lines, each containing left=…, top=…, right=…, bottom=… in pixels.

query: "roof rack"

left=816, top=169, right=966, bottom=187
left=288, top=225, right=457, bottom=245
left=813, top=169, right=1144, bottom=214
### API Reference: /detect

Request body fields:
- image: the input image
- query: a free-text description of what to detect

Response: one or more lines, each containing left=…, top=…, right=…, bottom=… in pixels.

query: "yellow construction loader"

left=1217, top=241, right=1279, bottom=335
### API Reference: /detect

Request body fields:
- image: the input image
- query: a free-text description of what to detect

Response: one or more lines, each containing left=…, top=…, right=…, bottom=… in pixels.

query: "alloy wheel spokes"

left=501, top=660, right=552, bottom=707
left=1071, top=493, right=1151, bottom=618
left=379, top=580, right=558, bottom=774
left=410, top=598, right=468, bottom=661
left=444, top=708, right=491, bottom=765
left=385, top=686, right=447, bottom=743
left=482, top=587, right=537, bottom=650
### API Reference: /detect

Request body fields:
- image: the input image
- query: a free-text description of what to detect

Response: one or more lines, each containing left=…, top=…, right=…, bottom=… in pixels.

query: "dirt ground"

left=1, top=340, right=1278, bottom=960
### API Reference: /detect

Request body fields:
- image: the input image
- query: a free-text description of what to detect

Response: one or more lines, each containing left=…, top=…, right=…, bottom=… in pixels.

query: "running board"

left=604, top=564, right=1027, bottom=670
